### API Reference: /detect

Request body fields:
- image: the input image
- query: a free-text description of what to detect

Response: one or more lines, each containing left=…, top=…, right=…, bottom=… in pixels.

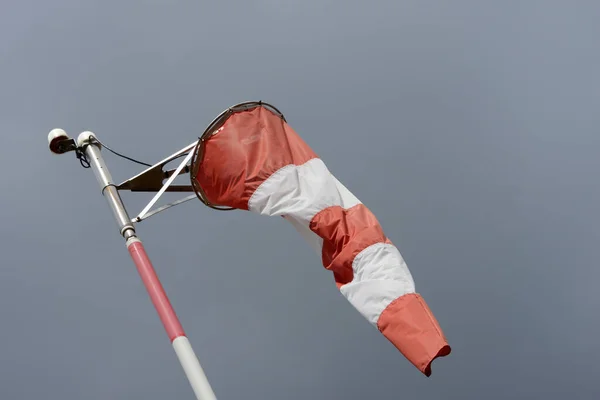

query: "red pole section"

left=127, top=237, right=185, bottom=341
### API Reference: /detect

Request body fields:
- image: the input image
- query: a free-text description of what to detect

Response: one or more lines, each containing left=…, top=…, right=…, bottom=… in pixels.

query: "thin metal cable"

left=91, top=137, right=153, bottom=167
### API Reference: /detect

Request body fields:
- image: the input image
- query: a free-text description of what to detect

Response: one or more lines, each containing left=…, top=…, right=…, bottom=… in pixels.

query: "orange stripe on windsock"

left=377, top=293, right=451, bottom=376
left=310, top=204, right=391, bottom=288
left=193, top=105, right=451, bottom=376
left=194, top=106, right=317, bottom=210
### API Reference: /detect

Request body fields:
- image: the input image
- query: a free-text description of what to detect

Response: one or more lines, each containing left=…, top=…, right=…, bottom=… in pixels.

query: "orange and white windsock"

left=192, top=103, right=451, bottom=376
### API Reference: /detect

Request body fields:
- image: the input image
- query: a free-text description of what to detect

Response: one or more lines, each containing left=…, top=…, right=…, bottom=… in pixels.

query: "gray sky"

left=1, top=1, right=599, bottom=399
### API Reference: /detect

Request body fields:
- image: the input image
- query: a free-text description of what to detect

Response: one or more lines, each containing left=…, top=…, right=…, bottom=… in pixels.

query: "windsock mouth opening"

left=189, top=100, right=286, bottom=210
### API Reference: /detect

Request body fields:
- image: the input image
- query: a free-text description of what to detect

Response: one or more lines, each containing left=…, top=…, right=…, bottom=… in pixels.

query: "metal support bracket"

left=117, top=141, right=197, bottom=192
left=115, top=141, right=200, bottom=223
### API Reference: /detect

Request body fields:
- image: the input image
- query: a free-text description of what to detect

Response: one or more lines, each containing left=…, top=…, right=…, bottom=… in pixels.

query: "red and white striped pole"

left=51, top=130, right=216, bottom=400
left=125, top=237, right=215, bottom=400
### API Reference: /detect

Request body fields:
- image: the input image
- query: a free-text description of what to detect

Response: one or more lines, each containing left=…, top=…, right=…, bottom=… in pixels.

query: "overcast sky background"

left=1, top=1, right=599, bottom=399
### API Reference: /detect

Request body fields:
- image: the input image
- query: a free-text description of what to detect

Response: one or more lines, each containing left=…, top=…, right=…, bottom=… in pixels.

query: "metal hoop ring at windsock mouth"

left=189, top=101, right=287, bottom=210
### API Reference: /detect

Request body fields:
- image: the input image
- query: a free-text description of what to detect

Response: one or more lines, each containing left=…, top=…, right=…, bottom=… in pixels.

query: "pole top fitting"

left=77, top=131, right=101, bottom=149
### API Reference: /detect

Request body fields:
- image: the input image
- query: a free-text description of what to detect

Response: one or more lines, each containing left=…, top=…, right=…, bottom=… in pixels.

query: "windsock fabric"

left=193, top=105, right=451, bottom=376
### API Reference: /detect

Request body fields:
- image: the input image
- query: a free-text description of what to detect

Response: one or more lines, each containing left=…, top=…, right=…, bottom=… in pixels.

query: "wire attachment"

left=91, top=136, right=152, bottom=167
left=75, top=147, right=91, bottom=168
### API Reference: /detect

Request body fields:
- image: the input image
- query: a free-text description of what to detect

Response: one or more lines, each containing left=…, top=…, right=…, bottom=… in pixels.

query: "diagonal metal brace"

left=114, top=141, right=200, bottom=223
left=134, top=150, right=196, bottom=222
left=117, top=141, right=197, bottom=193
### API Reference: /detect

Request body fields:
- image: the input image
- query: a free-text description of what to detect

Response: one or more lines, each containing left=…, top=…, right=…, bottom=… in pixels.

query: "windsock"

left=191, top=103, right=451, bottom=376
